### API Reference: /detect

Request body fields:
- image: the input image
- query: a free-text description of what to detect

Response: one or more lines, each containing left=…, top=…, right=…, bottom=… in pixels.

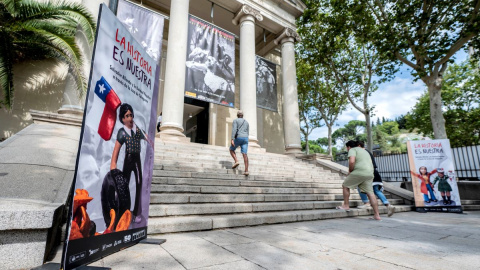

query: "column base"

left=284, top=144, right=302, bottom=156
left=57, top=105, right=83, bottom=116
left=157, top=124, right=190, bottom=143
left=248, top=139, right=266, bottom=153
left=30, top=110, right=83, bottom=127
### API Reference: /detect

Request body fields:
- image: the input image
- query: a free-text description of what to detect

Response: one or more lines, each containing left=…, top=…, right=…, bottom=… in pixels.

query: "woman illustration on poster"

left=410, top=166, right=438, bottom=203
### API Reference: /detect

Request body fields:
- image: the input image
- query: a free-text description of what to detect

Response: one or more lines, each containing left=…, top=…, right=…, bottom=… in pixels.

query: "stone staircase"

left=146, top=142, right=413, bottom=234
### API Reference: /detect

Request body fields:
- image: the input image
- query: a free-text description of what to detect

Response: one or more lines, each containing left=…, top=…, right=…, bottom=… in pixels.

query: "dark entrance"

left=184, top=97, right=209, bottom=144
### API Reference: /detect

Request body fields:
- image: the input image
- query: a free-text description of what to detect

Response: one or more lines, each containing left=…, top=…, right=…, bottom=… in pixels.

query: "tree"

left=297, top=60, right=323, bottom=154
left=405, top=60, right=480, bottom=146
left=332, top=120, right=367, bottom=148
left=377, top=121, right=400, bottom=136
left=312, top=69, right=348, bottom=156
left=355, top=0, right=480, bottom=139
left=295, top=56, right=348, bottom=156
left=297, top=0, right=397, bottom=152
left=395, top=115, right=407, bottom=130
left=0, top=0, right=96, bottom=109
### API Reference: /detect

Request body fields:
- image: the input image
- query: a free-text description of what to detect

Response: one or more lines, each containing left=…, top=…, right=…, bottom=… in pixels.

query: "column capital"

left=232, top=4, right=263, bottom=25
left=274, top=28, right=301, bottom=45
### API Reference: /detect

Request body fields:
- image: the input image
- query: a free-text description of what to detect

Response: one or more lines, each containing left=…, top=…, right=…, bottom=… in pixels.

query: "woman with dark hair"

left=110, top=103, right=148, bottom=222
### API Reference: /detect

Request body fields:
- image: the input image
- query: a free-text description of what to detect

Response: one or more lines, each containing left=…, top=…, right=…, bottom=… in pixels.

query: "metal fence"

left=335, top=145, right=480, bottom=182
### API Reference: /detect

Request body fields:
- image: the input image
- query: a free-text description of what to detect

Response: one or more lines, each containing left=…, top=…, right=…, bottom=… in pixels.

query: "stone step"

left=151, top=170, right=341, bottom=182
left=151, top=184, right=344, bottom=194
left=462, top=205, right=480, bottom=211
left=147, top=205, right=414, bottom=234
left=155, top=155, right=316, bottom=169
left=155, top=152, right=291, bottom=162
left=155, top=165, right=321, bottom=177
left=152, top=177, right=342, bottom=189
left=150, top=193, right=366, bottom=204
left=154, top=160, right=322, bottom=172
left=148, top=199, right=407, bottom=217
left=461, top=200, right=480, bottom=205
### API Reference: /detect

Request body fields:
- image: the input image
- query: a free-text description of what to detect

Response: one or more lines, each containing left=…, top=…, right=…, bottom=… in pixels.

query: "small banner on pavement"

left=407, top=139, right=462, bottom=213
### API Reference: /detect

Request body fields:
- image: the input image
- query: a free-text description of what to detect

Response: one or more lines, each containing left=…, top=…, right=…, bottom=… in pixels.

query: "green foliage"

left=350, top=0, right=480, bottom=138
left=301, top=139, right=339, bottom=159
left=405, top=60, right=480, bottom=146
left=297, top=0, right=399, bottom=151
left=296, top=55, right=348, bottom=155
left=395, top=115, right=407, bottom=130
left=377, top=121, right=400, bottom=136
left=0, top=0, right=96, bottom=109
left=332, top=120, right=367, bottom=147
left=297, top=59, right=324, bottom=154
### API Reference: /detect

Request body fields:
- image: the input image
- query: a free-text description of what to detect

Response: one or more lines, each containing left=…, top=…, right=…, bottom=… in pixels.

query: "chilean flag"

left=94, top=77, right=121, bottom=141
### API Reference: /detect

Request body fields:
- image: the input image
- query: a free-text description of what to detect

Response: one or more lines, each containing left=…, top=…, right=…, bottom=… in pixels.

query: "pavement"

left=48, top=211, right=480, bottom=269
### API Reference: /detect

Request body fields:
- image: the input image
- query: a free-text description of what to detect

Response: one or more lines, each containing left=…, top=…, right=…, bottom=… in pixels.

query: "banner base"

left=140, top=238, right=166, bottom=245
left=32, top=263, right=111, bottom=270
left=415, top=207, right=428, bottom=213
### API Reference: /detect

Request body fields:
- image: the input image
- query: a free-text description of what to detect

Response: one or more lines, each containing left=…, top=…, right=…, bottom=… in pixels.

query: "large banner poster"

left=256, top=56, right=278, bottom=111
left=117, top=0, right=164, bottom=63
left=185, top=15, right=235, bottom=107
left=62, top=4, right=160, bottom=269
left=407, top=139, right=462, bottom=213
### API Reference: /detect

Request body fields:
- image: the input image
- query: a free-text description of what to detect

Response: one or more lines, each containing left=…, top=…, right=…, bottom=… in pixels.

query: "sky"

left=307, top=50, right=469, bottom=141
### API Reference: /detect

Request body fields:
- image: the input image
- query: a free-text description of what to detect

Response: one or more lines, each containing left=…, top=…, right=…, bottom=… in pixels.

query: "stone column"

left=233, top=5, right=263, bottom=149
left=159, top=0, right=190, bottom=141
left=275, top=28, right=302, bottom=154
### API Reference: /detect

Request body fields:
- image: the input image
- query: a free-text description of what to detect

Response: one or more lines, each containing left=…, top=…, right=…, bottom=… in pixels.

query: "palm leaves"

left=0, top=0, right=96, bottom=109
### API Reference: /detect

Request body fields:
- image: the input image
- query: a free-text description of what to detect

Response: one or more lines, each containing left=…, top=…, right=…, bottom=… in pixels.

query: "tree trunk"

left=305, top=134, right=309, bottom=154
left=327, top=125, right=333, bottom=156
left=426, top=76, right=447, bottom=139
left=365, top=112, right=373, bottom=152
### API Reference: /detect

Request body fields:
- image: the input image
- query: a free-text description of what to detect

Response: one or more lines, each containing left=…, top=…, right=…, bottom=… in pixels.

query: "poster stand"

left=140, top=238, right=167, bottom=245
left=33, top=239, right=165, bottom=269
left=32, top=262, right=111, bottom=270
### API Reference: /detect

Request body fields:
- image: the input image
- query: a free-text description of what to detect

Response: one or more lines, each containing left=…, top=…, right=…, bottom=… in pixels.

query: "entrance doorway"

left=184, top=97, right=209, bottom=144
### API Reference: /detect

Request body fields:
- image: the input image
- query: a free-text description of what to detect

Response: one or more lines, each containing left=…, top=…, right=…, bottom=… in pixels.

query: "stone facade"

left=1, top=0, right=305, bottom=155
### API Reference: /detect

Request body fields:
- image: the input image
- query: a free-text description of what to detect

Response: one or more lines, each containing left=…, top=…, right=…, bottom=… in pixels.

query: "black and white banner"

left=62, top=4, right=161, bottom=269
left=185, top=15, right=235, bottom=107
left=256, top=56, right=277, bottom=112
left=117, top=0, right=165, bottom=62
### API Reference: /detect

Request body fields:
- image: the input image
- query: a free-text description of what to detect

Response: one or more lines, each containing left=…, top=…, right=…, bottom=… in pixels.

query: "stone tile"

left=162, top=239, right=242, bottom=269
left=227, top=227, right=329, bottom=255
left=89, top=243, right=185, bottom=270
left=151, top=232, right=203, bottom=251
left=223, top=242, right=337, bottom=270
left=195, top=260, right=265, bottom=270
left=302, top=249, right=411, bottom=270
left=365, top=247, right=452, bottom=269
left=193, top=230, right=256, bottom=246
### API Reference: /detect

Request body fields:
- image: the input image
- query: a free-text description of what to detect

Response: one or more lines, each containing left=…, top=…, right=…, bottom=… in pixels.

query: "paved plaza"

left=49, top=211, right=480, bottom=269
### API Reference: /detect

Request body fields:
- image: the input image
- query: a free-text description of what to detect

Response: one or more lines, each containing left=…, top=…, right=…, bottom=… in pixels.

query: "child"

left=410, top=166, right=438, bottom=203
left=110, top=103, right=149, bottom=222
left=433, top=168, right=453, bottom=205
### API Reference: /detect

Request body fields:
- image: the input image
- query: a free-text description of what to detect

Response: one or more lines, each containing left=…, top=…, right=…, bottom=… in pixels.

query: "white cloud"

left=370, top=77, right=426, bottom=120
left=309, top=76, right=426, bottom=140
